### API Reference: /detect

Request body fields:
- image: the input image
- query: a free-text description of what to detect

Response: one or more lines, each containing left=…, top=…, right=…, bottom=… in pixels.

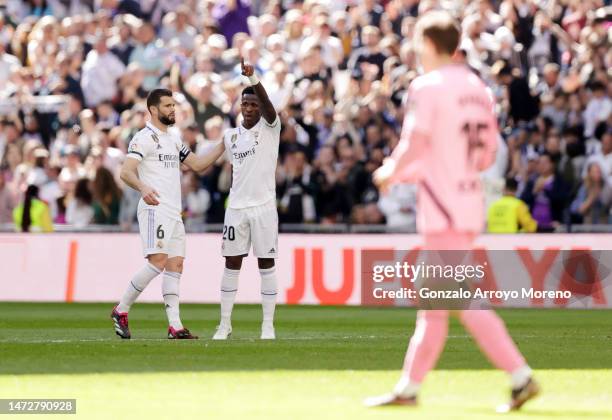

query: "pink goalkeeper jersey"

left=390, top=65, right=498, bottom=234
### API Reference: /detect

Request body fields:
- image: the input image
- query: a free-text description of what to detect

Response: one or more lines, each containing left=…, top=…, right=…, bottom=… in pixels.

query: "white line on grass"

left=1, top=334, right=599, bottom=344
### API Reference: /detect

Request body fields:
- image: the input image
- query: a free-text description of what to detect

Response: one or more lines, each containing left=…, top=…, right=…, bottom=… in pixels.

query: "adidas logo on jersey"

left=269, top=248, right=275, bottom=253
left=232, top=144, right=237, bottom=149
left=151, top=133, right=162, bottom=149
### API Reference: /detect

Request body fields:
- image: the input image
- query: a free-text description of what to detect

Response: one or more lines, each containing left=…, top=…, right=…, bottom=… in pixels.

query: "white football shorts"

left=221, top=199, right=278, bottom=258
left=138, top=208, right=186, bottom=258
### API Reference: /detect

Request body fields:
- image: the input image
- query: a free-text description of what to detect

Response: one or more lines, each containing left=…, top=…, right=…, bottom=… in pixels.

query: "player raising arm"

left=111, top=88, right=225, bottom=340
left=212, top=57, right=281, bottom=340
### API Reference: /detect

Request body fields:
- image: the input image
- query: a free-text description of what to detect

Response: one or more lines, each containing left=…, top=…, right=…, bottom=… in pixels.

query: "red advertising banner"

left=1, top=233, right=611, bottom=308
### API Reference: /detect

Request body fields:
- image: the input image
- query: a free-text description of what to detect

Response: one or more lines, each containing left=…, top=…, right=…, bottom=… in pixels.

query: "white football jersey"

left=126, top=122, right=191, bottom=220
left=224, top=115, right=281, bottom=209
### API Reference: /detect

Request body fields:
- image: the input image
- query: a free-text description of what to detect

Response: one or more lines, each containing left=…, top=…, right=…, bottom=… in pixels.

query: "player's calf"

left=259, top=264, right=277, bottom=340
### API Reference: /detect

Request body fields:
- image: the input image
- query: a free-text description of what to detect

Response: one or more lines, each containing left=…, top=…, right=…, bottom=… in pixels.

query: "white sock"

left=117, top=263, right=161, bottom=313
left=162, top=271, right=183, bottom=330
left=220, top=268, right=240, bottom=325
left=510, top=365, right=532, bottom=389
left=260, top=267, right=277, bottom=324
left=393, top=375, right=420, bottom=398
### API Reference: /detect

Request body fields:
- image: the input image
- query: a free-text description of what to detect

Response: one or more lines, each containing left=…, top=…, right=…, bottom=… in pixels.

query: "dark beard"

left=159, top=115, right=175, bottom=126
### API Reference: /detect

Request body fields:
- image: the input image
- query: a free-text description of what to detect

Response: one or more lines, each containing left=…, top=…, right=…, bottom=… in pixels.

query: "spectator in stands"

left=208, top=33, right=239, bottom=76
left=540, top=91, right=567, bottom=133
left=348, top=25, right=388, bottom=80
left=96, top=101, right=120, bottom=127
left=183, top=171, right=210, bottom=225
left=278, top=148, right=316, bottom=223
left=535, top=63, right=561, bottom=97
left=1, top=0, right=609, bottom=234
left=116, top=63, right=148, bottom=113
left=0, top=12, right=14, bottom=47
left=100, top=0, right=143, bottom=19
left=585, top=127, right=612, bottom=181
left=570, top=162, right=612, bottom=225
left=26, top=0, right=53, bottom=18
left=40, top=163, right=62, bottom=221
left=351, top=202, right=385, bottom=225
left=13, top=184, right=53, bottom=232
left=171, top=63, right=225, bottom=134
left=66, top=177, right=93, bottom=227
left=0, top=120, right=21, bottom=162
left=81, top=32, right=126, bottom=107
left=557, top=126, right=586, bottom=192
left=59, top=145, right=86, bottom=187
left=129, top=21, right=165, bottom=92
left=583, top=82, right=611, bottom=140
left=91, top=125, right=124, bottom=175
left=1, top=143, right=23, bottom=182
left=311, top=145, right=340, bottom=224
left=361, top=0, right=385, bottom=27
left=92, top=166, right=121, bottom=224
left=0, top=42, right=20, bottom=93
left=109, top=15, right=135, bottom=66
left=488, top=178, right=537, bottom=233
left=337, top=145, right=369, bottom=217
left=378, top=182, right=417, bottom=231
left=520, top=153, right=569, bottom=231
left=50, top=53, right=85, bottom=106
left=26, top=148, right=48, bottom=187
left=494, top=61, right=540, bottom=124
left=301, top=15, right=344, bottom=70
left=0, top=172, right=15, bottom=224
left=213, top=0, right=251, bottom=46
left=160, top=6, right=196, bottom=52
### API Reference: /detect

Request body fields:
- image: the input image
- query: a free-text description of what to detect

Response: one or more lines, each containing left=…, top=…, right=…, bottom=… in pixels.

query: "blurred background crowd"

left=0, top=0, right=610, bottom=232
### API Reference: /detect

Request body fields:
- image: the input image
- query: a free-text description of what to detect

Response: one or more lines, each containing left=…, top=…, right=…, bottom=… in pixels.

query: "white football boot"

left=212, top=322, right=232, bottom=340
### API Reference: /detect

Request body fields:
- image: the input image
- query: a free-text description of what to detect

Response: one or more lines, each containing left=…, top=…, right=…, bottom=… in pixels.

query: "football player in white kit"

left=213, top=59, right=281, bottom=340
left=111, top=88, right=225, bottom=340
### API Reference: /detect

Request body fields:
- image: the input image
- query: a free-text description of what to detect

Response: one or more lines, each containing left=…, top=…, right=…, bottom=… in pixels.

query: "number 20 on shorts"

left=223, top=225, right=235, bottom=241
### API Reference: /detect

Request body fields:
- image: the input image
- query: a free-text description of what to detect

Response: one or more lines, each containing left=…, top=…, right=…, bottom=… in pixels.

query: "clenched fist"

left=241, top=57, right=254, bottom=77
left=140, top=184, right=160, bottom=206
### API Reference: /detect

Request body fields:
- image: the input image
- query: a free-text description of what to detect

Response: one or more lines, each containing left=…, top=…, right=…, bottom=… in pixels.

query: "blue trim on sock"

left=130, top=281, right=143, bottom=292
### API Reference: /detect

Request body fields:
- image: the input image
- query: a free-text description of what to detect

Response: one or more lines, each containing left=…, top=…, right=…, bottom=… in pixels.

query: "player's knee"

left=147, top=253, right=167, bottom=271
left=166, top=258, right=184, bottom=274
left=257, top=258, right=275, bottom=269
left=174, top=262, right=184, bottom=273
left=225, top=256, right=243, bottom=270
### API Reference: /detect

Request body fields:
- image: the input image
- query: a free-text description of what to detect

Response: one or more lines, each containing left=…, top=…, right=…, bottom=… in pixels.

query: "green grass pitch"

left=1, top=303, right=611, bottom=419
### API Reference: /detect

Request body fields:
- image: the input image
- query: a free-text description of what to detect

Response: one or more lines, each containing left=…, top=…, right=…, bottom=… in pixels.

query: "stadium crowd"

left=0, top=0, right=610, bottom=232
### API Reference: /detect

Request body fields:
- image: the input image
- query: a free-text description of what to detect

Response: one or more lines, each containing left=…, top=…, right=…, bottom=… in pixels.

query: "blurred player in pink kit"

left=368, top=11, right=539, bottom=412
